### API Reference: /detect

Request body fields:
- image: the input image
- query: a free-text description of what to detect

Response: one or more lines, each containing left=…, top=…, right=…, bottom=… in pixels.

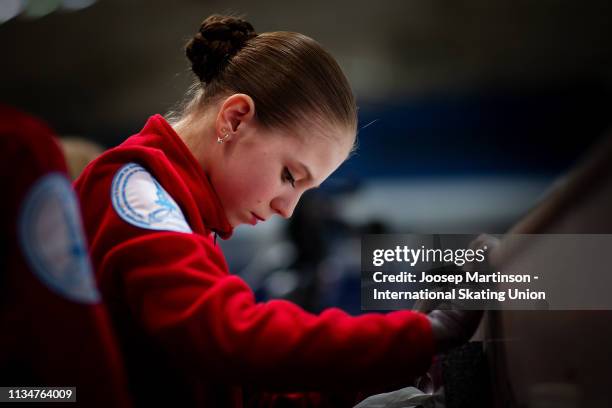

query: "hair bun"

left=186, top=15, right=257, bottom=83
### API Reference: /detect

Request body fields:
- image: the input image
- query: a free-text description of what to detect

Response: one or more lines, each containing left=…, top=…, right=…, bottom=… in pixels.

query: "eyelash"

left=283, top=167, right=296, bottom=188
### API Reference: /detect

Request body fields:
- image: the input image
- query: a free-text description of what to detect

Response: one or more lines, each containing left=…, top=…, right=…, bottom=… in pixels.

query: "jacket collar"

left=141, top=114, right=233, bottom=239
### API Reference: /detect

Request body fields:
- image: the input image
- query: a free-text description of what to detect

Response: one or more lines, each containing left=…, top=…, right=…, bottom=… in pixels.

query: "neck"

left=172, top=111, right=216, bottom=174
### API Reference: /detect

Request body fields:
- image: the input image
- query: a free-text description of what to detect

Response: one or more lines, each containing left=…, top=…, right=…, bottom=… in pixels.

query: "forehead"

left=293, top=120, right=353, bottom=153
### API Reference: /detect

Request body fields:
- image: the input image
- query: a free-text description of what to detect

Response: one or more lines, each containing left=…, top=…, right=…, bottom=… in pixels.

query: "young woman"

left=75, top=15, right=477, bottom=407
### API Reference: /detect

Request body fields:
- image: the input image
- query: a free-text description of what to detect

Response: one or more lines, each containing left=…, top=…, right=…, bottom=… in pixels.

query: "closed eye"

left=282, top=167, right=296, bottom=188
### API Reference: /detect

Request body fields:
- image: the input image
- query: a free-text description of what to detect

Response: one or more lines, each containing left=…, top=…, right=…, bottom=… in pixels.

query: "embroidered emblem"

left=111, top=163, right=192, bottom=233
left=18, top=173, right=101, bottom=304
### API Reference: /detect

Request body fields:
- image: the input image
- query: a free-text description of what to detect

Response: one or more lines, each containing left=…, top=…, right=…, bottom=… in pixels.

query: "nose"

left=270, top=193, right=300, bottom=219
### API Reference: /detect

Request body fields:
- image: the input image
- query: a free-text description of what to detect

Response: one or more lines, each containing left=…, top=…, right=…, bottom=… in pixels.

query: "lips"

left=250, top=212, right=265, bottom=225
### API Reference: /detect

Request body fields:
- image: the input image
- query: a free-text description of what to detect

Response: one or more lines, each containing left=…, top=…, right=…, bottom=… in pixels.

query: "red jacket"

left=0, top=105, right=131, bottom=407
left=74, top=114, right=435, bottom=407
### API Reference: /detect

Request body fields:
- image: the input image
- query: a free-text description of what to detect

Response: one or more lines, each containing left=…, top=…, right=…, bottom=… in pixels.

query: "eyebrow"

left=296, top=161, right=320, bottom=189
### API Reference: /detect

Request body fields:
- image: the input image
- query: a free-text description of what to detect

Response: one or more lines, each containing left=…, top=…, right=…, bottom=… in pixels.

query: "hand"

left=419, top=234, right=497, bottom=353
left=427, top=308, right=482, bottom=353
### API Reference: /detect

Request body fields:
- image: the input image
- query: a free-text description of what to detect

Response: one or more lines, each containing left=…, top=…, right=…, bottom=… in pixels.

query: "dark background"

left=2, top=0, right=611, bottom=174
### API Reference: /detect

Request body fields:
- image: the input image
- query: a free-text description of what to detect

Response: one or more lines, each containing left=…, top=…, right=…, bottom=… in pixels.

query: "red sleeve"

left=96, top=229, right=434, bottom=391
left=75, top=160, right=434, bottom=393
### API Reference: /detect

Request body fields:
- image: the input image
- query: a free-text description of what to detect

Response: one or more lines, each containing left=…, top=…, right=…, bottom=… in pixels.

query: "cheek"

left=217, top=162, right=273, bottom=208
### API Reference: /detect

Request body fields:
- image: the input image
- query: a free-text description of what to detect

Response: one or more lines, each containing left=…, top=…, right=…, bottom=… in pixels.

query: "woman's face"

left=209, top=122, right=352, bottom=228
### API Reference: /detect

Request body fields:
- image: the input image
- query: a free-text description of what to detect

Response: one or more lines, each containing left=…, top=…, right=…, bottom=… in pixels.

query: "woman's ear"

left=216, top=94, right=255, bottom=136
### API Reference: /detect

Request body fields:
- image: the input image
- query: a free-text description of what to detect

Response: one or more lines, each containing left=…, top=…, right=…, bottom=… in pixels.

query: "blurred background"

left=2, top=0, right=611, bottom=314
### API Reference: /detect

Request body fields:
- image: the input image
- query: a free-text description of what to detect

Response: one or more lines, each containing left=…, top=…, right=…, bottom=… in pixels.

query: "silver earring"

left=217, top=130, right=231, bottom=144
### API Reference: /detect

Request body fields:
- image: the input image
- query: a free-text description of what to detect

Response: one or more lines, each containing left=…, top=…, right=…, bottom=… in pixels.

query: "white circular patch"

left=111, top=163, right=192, bottom=234
left=18, top=173, right=101, bottom=304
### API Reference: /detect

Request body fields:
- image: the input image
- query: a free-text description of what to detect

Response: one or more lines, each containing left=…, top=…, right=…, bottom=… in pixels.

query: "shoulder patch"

left=19, top=173, right=101, bottom=304
left=111, top=163, right=192, bottom=233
